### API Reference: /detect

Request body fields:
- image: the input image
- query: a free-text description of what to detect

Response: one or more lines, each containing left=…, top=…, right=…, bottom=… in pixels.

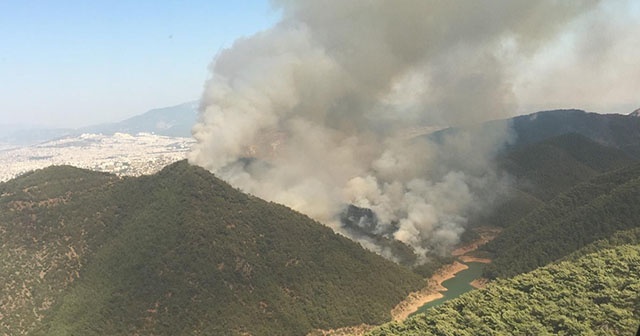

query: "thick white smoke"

left=189, top=0, right=599, bottom=262
left=514, top=0, right=640, bottom=114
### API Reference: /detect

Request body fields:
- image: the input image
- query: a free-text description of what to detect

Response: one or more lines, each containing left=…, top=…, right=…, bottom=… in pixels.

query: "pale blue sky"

left=0, top=0, right=279, bottom=128
left=1, top=1, right=638, bottom=129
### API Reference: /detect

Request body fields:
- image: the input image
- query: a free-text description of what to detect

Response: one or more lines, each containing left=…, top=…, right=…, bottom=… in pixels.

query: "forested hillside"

left=508, top=109, right=640, bottom=158
left=0, top=161, right=423, bottom=336
left=467, top=133, right=635, bottom=233
left=368, top=242, right=640, bottom=336
left=482, top=163, right=640, bottom=278
left=501, top=133, right=634, bottom=201
left=3, top=109, right=640, bottom=335
left=385, top=127, right=640, bottom=336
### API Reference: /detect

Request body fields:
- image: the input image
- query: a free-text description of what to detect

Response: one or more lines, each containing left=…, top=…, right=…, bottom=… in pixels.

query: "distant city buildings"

left=0, top=133, right=195, bottom=182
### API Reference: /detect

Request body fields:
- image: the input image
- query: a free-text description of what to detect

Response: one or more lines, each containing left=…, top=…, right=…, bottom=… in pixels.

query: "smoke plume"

left=189, top=0, right=599, bottom=262
left=514, top=0, right=640, bottom=114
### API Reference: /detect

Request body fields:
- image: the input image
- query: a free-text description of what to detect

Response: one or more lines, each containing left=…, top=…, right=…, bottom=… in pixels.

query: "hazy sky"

left=1, top=1, right=638, bottom=129
left=0, top=0, right=279, bottom=128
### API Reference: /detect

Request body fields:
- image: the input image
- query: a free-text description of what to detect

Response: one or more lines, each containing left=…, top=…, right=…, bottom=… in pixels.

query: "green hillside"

left=501, top=133, right=634, bottom=201
left=367, top=242, right=640, bottom=336
left=468, top=133, right=635, bottom=232
left=508, top=109, right=640, bottom=158
left=0, top=161, right=423, bottom=336
left=482, top=162, right=640, bottom=278
left=3, top=110, right=640, bottom=335
left=561, top=227, right=640, bottom=261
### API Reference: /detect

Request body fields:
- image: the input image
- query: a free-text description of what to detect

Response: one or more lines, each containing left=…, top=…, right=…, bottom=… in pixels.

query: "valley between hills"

left=308, top=227, right=500, bottom=336
left=390, top=227, right=500, bottom=323
left=1, top=109, right=639, bottom=335
left=5, top=0, right=640, bottom=334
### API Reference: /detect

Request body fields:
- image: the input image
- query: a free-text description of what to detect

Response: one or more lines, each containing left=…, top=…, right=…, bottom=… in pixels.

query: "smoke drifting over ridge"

left=189, top=1, right=599, bottom=262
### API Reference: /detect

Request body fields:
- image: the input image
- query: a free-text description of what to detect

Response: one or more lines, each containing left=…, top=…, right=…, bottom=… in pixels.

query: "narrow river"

left=411, top=262, right=486, bottom=316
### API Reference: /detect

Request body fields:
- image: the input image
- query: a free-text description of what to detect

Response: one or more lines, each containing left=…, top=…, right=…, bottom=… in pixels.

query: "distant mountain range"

left=3, top=102, right=637, bottom=151
left=0, top=101, right=198, bottom=146
left=79, top=101, right=198, bottom=138
left=427, top=108, right=640, bottom=159
left=507, top=109, right=640, bottom=158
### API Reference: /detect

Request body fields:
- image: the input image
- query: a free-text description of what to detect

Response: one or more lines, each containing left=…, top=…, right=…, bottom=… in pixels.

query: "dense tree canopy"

left=483, top=163, right=640, bottom=278
left=0, top=161, right=423, bottom=336
left=369, top=243, right=640, bottom=336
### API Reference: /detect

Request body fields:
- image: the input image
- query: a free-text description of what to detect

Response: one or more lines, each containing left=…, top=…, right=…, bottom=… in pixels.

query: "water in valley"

left=412, top=262, right=486, bottom=316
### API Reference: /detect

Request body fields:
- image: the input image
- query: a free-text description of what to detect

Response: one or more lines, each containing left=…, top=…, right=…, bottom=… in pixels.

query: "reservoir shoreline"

left=390, top=261, right=469, bottom=321
left=391, top=226, right=500, bottom=321
left=306, top=226, right=501, bottom=335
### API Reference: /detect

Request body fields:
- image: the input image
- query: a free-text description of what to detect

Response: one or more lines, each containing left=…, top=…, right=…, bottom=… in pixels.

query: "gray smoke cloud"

left=189, top=0, right=599, bottom=262
left=514, top=0, right=640, bottom=114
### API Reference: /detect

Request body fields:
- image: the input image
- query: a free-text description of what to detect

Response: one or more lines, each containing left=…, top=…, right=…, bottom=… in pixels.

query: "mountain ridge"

left=79, top=101, right=197, bottom=137
left=0, top=101, right=197, bottom=146
left=483, top=161, right=640, bottom=278
left=0, top=160, right=424, bottom=336
left=508, top=109, right=640, bottom=158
